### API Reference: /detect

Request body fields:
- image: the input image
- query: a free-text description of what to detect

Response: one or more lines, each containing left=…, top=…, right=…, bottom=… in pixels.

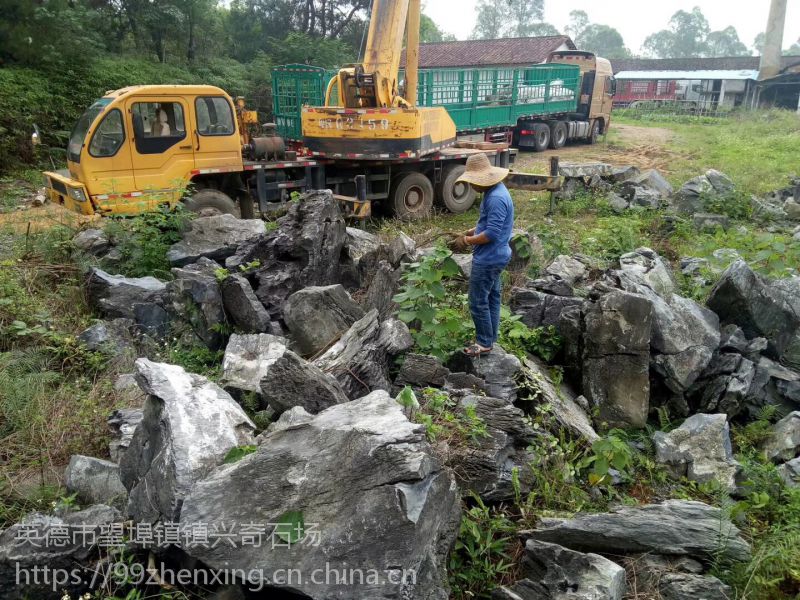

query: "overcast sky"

left=423, top=0, right=800, bottom=55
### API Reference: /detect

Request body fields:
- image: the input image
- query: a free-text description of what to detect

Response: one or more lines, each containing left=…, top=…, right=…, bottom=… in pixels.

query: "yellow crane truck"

left=43, top=0, right=613, bottom=220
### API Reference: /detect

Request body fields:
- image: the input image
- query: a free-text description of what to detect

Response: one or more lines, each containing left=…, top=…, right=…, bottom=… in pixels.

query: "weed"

left=498, top=308, right=561, bottom=362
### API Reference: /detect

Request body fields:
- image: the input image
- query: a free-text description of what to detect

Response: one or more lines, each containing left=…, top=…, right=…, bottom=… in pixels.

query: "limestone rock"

left=284, top=284, right=364, bottom=356
left=221, top=333, right=287, bottom=396
left=220, top=274, right=271, bottom=333
left=763, top=411, right=800, bottom=463
left=447, top=345, right=522, bottom=403
left=73, top=228, right=110, bottom=256
left=65, top=455, right=127, bottom=509
left=166, top=261, right=226, bottom=349
left=260, top=349, right=349, bottom=415
left=119, top=359, right=255, bottom=523
left=86, top=268, right=166, bottom=321
left=395, top=354, right=450, bottom=388
left=167, top=214, right=265, bottom=267
left=659, top=573, right=733, bottom=600
left=108, top=408, right=143, bottom=463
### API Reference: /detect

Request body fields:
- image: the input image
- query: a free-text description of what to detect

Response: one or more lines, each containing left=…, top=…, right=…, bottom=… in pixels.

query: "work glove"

left=449, top=234, right=470, bottom=254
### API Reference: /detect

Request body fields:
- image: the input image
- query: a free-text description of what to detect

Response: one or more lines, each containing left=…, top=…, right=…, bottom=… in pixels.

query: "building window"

left=630, top=81, right=650, bottom=94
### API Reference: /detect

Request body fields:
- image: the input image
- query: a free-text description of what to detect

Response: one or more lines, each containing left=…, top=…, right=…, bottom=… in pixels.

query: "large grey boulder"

left=227, top=190, right=347, bottom=317
left=180, top=391, right=460, bottom=600
left=166, top=260, right=227, bottom=349
left=582, top=290, right=653, bottom=428
left=492, top=539, right=625, bottom=600
left=221, top=333, right=287, bottom=396
left=0, top=504, right=122, bottom=600
left=108, top=408, right=143, bottom=462
left=688, top=352, right=756, bottom=418
left=778, top=457, right=800, bottom=487
left=120, top=359, right=255, bottom=523
left=260, top=348, right=349, bottom=415
left=86, top=268, right=166, bottom=321
left=167, top=214, right=265, bottom=267
left=447, top=345, right=522, bottom=403
left=673, top=170, right=735, bottom=215
left=509, top=288, right=584, bottom=328
left=396, top=354, right=450, bottom=388
left=763, top=411, right=800, bottom=463
left=653, top=414, right=740, bottom=492
left=284, top=284, right=365, bottom=356
left=362, top=260, right=401, bottom=319
left=619, top=247, right=676, bottom=298
left=77, top=318, right=135, bottom=356
left=559, top=162, right=613, bottom=178
left=314, top=309, right=412, bottom=399
left=523, top=357, right=598, bottom=442
left=65, top=455, right=127, bottom=509
left=659, top=573, right=733, bottom=600
left=707, top=260, right=800, bottom=370
left=524, top=500, right=751, bottom=563
left=631, top=169, right=674, bottom=197
left=73, top=228, right=110, bottom=256
left=449, top=395, right=537, bottom=501
left=220, top=274, right=271, bottom=333
left=340, top=227, right=383, bottom=287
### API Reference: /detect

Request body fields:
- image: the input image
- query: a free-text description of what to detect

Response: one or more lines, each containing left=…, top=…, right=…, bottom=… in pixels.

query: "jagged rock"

left=689, top=353, right=756, bottom=417
left=510, top=288, right=584, bottom=328
left=631, top=187, right=663, bottom=208
left=340, top=227, right=382, bottom=287
left=608, top=193, right=630, bottom=214
left=626, top=554, right=704, bottom=590
left=492, top=539, right=625, bottom=600
left=166, top=214, right=265, bottom=267
left=77, top=318, right=135, bottom=355
left=0, top=504, right=122, bottom=600
left=555, top=177, right=587, bottom=201
left=114, top=373, right=138, bottom=392
left=120, top=359, right=255, bottom=523
left=387, top=231, right=417, bottom=266
left=653, top=414, right=740, bottom=492
left=631, top=169, right=674, bottom=197
left=609, top=165, right=640, bottom=183
left=619, top=247, right=676, bottom=298
left=260, top=349, right=349, bottom=415
left=65, top=455, right=127, bottom=509
left=445, top=371, right=487, bottom=393
left=86, top=268, right=166, bottom=321
left=220, top=274, right=271, bottom=333
left=362, top=260, right=401, bottom=319
left=659, top=573, right=732, bottom=600
left=523, top=357, right=598, bottom=442
left=166, top=260, right=226, bottom=349
left=396, top=354, right=450, bottom=388
left=559, top=162, right=613, bottom=178
left=546, top=255, right=587, bottom=286
left=763, top=411, right=800, bottom=463
left=284, top=285, right=365, bottom=356
left=788, top=200, right=800, bottom=220
left=720, top=324, right=749, bottom=353
left=778, top=457, right=800, bottom=487
left=694, top=212, right=730, bottom=232
left=221, top=333, right=287, bottom=396
left=673, top=170, right=734, bottom=215
left=451, top=253, right=472, bottom=278
left=681, top=257, right=709, bottom=276
left=707, top=260, right=800, bottom=370
left=314, top=309, right=412, bottom=399
left=227, top=190, right=347, bottom=317
left=180, top=391, right=460, bottom=600
left=108, top=408, right=143, bottom=463
left=582, top=290, right=653, bottom=428
left=524, top=500, right=751, bottom=563
left=73, top=228, right=110, bottom=256
left=447, top=345, right=522, bottom=403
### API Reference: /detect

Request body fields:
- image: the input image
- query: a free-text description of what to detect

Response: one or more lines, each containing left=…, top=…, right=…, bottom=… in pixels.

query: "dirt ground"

left=513, top=123, right=680, bottom=176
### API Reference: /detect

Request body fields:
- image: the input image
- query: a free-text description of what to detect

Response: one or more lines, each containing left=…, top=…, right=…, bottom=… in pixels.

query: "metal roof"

left=615, top=69, right=759, bottom=81
left=612, top=56, right=800, bottom=74
left=400, top=36, right=575, bottom=69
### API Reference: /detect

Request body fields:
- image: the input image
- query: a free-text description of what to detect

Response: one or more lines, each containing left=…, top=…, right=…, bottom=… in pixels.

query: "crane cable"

left=357, top=2, right=372, bottom=62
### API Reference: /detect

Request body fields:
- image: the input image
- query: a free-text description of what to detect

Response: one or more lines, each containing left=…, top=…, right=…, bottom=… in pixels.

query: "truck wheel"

left=549, top=121, right=568, bottom=149
left=390, top=172, right=434, bottom=220
left=184, top=188, right=238, bottom=217
left=436, top=164, right=477, bottom=214
left=532, top=123, right=550, bottom=152
left=587, top=120, right=601, bottom=145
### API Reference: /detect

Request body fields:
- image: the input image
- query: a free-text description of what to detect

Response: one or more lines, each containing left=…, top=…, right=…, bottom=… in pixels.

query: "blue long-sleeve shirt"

left=472, top=182, right=514, bottom=266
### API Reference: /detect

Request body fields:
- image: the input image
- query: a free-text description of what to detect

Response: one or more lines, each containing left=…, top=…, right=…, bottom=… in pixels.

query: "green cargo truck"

left=272, top=51, right=616, bottom=151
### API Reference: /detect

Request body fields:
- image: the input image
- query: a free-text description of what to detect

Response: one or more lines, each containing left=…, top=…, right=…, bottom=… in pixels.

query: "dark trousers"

left=468, top=262, right=505, bottom=348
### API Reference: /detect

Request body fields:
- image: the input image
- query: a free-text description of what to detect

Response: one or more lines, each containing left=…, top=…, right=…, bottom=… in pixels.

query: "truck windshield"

left=68, top=98, right=113, bottom=163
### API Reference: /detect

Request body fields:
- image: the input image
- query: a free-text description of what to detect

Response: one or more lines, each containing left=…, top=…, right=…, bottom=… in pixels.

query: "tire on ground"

left=390, top=171, right=434, bottom=220
left=587, top=119, right=601, bottom=145
left=183, top=188, right=239, bottom=217
left=548, top=121, right=568, bottom=149
left=436, top=164, right=477, bottom=214
left=532, top=122, right=550, bottom=152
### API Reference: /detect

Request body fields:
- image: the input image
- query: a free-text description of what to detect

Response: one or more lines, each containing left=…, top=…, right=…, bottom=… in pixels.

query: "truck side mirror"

left=610, top=77, right=617, bottom=97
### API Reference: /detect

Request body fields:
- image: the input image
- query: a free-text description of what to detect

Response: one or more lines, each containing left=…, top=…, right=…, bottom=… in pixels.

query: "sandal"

left=463, top=343, right=492, bottom=357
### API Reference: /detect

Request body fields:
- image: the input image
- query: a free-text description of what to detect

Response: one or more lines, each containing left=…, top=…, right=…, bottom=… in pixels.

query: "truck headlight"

left=68, top=187, right=87, bottom=202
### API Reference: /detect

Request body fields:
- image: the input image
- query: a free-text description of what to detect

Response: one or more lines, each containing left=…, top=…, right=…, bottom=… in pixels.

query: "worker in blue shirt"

left=452, top=153, right=514, bottom=357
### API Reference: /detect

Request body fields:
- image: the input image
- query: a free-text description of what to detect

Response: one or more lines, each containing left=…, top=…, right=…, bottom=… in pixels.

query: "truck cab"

left=45, top=85, right=244, bottom=215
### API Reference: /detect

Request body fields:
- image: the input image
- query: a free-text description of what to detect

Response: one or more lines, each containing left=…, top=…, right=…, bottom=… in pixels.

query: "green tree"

left=753, top=32, right=766, bottom=55
left=419, top=13, right=455, bottom=43
left=506, top=0, right=545, bottom=37
left=786, top=38, right=800, bottom=55
left=470, top=0, right=504, bottom=40
left=472, top=0, right=553, bottom=40
left=566, top=10, right=629, bottom=58
left=643, top=7, right=710, bottom=58
left=706, top=26, right=749, bottom=57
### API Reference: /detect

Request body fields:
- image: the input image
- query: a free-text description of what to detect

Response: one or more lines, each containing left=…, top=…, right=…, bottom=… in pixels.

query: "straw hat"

left=456, top=153, right=510, bottom=187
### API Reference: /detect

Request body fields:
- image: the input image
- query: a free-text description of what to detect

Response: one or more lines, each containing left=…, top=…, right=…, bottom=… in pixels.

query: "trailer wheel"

left=436, top=164, right=477, bottom=214
left=532, top=123, right=550, bottom=152
left=587, top=120, right=601, bottom=145
left=390, top=172, right=434, bottom=220
left=183, top=188, right=238, bottom=217
left=549, top=121, right=568, bottom=149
